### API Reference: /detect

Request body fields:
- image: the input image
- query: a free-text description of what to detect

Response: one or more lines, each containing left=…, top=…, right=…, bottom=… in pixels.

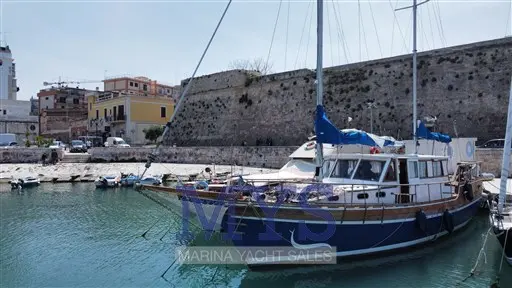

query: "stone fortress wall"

left=165, top=37, right=512, bottom=147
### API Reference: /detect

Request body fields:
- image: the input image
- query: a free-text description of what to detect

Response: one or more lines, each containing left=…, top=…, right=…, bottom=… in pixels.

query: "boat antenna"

left=315, top=0, right=324, bottom=181
left=498, top=76, right=512, bottom=215
left=138, top=0, right=233, bottom=180
left=396, top=0, right=430, bottom=154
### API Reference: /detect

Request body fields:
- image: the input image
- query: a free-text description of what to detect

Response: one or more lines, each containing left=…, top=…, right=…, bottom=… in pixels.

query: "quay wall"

left=0, top=147, right=509, bottom=177
left=88, top=146, right=297, bottom=169
left=475, top=148, right=512, bottom=178
left=165, top=37, right=512, bottom=146
left=0, top=148, right=62, bottom=164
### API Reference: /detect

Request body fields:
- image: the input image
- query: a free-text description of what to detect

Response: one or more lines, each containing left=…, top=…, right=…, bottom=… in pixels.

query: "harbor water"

left=1, top=183, right=511, bottom=288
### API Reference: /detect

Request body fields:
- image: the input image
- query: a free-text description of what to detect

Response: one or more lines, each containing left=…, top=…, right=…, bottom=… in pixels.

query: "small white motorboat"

left=9, top=176, right=41, bottom=189
left=94, top=176, right=120, bottom=188
left=139, top=176, right=162, bottom=186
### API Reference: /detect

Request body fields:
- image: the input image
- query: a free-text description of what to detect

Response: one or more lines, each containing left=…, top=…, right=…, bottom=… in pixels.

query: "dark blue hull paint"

left=221, top=199, right=482, bottom=259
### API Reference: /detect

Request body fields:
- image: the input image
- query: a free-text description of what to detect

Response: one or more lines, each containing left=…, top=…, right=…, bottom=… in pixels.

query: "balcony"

left=111, top=114, right=126, bottom=123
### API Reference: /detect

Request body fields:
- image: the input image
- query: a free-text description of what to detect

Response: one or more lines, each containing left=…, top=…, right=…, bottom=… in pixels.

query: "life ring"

left=443, top=209, right=454, bottom=233
left=305, top=141, right=316, bottom=151
left=194, top=180, right=209, bottom=191
left=463, top=182, right=474, bottom=201
left=415, top=210, right=428, bottom=233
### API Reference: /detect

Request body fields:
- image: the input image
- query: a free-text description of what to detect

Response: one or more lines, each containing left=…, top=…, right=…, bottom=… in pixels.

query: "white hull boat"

left=9, top=177, right=40, bottom=189
left=94, top=176, right=120, bottom=188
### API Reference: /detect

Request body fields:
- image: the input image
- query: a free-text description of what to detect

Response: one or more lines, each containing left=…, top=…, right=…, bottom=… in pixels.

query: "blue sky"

left=1, top=0, right=511, bottom=100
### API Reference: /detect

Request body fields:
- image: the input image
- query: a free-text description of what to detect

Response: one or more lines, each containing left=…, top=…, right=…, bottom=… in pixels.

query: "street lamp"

left=90, top=118, right=104, bottom=136
left=366, top=101, right=377, bottom=134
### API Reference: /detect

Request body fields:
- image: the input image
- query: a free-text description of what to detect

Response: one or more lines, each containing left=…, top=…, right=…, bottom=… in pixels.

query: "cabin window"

left=331, top=160, right=359, bottom=178
left=432, top=161, right=443, bottom=177
left=408, top=161, right=419, bottom=178
left=442, top=160, right=448, bottom=176
left=376, top=192, right=386, bottom=198
left=357, top=193, right=369, bottom=200
left=322, top=160, right=335, bottom=177
left=419, top=161, right=428, bottom=178
left=383, top=160, right=397, bottom=182
left=353, top=160, right=385, bottom=181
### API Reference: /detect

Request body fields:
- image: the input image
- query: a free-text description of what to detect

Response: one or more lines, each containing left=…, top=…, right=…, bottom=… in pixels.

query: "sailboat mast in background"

left=315, top=0, right=324, bottom=181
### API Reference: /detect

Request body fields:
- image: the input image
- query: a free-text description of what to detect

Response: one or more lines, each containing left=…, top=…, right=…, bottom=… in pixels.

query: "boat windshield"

left=330, top=160, right=359, bottom=179
left=352, top=160, right=386, bottom=181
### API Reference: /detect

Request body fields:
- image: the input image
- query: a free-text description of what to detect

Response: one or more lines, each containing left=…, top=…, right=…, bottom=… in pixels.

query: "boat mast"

left=315, top=0, right=324, bottom=181
left=396, top=0, right=429, bottom=154
left=498, top=76, right=512, bottom=215
left=412, top=0, right=418, bottom=154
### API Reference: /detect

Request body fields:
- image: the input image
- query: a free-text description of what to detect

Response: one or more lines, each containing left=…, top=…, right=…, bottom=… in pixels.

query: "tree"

left=228, top=57, right=273, bottom=75
left=143, top=126, right=164, bottom=144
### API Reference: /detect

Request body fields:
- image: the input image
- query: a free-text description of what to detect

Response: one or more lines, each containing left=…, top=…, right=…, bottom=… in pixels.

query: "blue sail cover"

left=315, top=105, right=402, bottom=147
left=416, top=121, right=452, bottom=143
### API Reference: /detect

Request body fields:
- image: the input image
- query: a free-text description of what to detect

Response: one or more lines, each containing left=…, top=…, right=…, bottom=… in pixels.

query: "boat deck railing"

left=168, top=177, right=480, bottom=206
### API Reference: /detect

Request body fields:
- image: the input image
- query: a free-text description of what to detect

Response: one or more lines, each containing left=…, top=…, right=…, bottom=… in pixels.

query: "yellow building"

left=87, top=91, right=174, bottom=145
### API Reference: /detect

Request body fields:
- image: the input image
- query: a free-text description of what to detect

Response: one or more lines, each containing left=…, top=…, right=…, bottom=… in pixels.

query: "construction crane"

left=43, top=77, right=103, bottom=88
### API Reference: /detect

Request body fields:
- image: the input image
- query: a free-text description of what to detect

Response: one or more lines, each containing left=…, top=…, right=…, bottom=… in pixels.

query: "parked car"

left=0, top=141, right=18, bottom=148
left=49, top=140, right=66, bottom=149
left=104, top=137, right=130, bottom=148
left=477, top=139, right=511, bottom=149
left=78, top=136, right=103, bottom=148
left=70, top=140, right=87, bottom=153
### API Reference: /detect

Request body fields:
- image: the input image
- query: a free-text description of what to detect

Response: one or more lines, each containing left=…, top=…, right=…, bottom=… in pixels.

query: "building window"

left=96, top=110, right=99, bottom=119
left=143, top=84, right=148, bottom=91
left=167, top=89, right=170, bottom=93
left=104, top=108, right=107, bottom=118
left=73, top=98, right=79, bottom=104
left=89, top=103, right=92, bottom=111
left=61, top=106, right=65, bottom=109
left=129, top=81, right=134, bottom=87
left=45, top=97, right=49, bottom=100
left=134, top=83, right=139, bottom=88
left=3, top=110, right=6, bottom=115
left=161, top=107, right=166, bottom=118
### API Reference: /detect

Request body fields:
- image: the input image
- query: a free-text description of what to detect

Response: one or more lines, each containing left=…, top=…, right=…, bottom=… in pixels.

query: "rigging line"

left=368, top=1, right=383, bottom=58
left=360, top=6, right=371, bottom=61
left=432, top=0, right=446, bottom=47
left=420, top=9, right=431, bottom=51
left=294, top=0, right=312, bottom=70
left=389, top=0, right=396, bottom=55
left=304, top=2, right=314, bottom=67
left=138, top=0, right=233, bottom=179
left=430, top=1, right=444, bottom=47
left=358, top=0, right=361, bottom=61
left=426, top=2, right=436, bottom=48
left=326, top=1, right=334, bottom=66
left=332, top=0, right=351, bottom=63
left=506, top=0, right=511, bottom=36
left=404, top=9, right=413, bottom=54
left=330, top=0, right=343, bottom=64
left=285, top=0, right=290, bottom=70
left=435, top=0, right=447, bottom=46
left=265, top=0, right=283, bottom=72
left=388, top=0, right=408, bottom=55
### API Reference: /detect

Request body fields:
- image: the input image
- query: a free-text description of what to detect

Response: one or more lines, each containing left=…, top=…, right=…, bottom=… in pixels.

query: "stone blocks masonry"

left=165, top=38, right=512, bottom=146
